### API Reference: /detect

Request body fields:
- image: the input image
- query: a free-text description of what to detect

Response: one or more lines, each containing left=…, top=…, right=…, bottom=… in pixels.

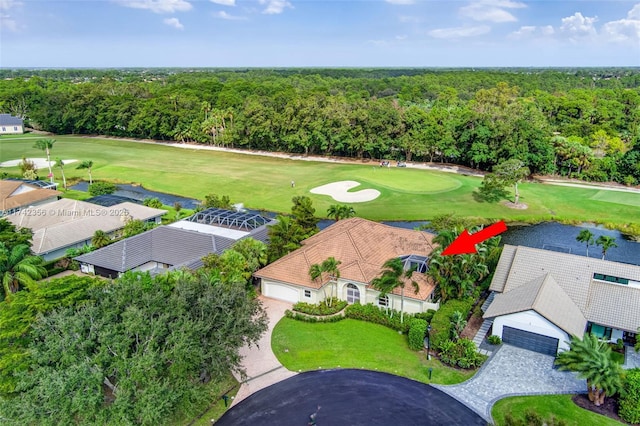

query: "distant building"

left=6, top=199, right=166, bottom=261
left=0, top=114, right=24, bottom=134
left=75, top=208, right=275, bottom=278
left=0, top=179, right=61, bottom=216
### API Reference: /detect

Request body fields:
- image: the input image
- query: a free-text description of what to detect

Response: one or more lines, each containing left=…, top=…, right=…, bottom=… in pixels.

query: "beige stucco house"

left=484, top=245, right=640, bottom=355
left=0, top=114, right=23, bottom=134
left=254, top=218, right=440, bottom=313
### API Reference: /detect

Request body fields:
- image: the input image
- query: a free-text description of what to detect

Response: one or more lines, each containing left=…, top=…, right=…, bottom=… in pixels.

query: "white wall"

left=492, top=310, right=571, bottom=352
left=0, top=125, right=23, bottom=134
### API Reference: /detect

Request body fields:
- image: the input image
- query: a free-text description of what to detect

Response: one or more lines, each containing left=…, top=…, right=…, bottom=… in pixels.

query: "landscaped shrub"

left=488, top=335, right=502, bottom=345
left=88, top=181, right=116, bottom=196
left=429, top=298, right=474, bottom=351
left=438, top=338, right=486, bottom=369
left=143, top=197, right=163, bottom=208
left=619, top=368, right=640, bottom=424
left=504, top=410, right=568, bottom=426
left=414, top=309, right=436, bottom=324
left=344, top=303, right=413, bottom=333
left=408, top=319, right=428, bottom=351
left=292, top=298, right=347, bottom=316
left=285, top=310, right=345, bottom=323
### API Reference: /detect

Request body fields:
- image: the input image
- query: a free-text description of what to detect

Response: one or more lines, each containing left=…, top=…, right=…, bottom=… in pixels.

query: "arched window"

left=346, top=283, right=360, bottom=304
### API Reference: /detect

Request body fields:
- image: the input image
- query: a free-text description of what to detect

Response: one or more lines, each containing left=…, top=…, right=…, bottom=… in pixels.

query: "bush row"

left=284, top=310, right=345, bottom=323
left=438, top=338, right=487, bottom=369
left=292, top=298, right=348, bottom=316
left=344, top=303, right=414, bottom=333
left=619, top=368, right=640, bottom=424
left=429, top=298, right=474, bottom=352
left=408, top=319, right=428, bottom=351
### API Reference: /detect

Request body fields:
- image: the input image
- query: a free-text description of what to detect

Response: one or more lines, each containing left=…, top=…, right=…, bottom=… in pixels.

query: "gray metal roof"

left=5, top=178, right=57, bottom=190
left=488, top=245, right=640, bottom=333
left=76, top=226, right=237, bottom=272
left=0, top=114, right=23, bottom=126
left=186, top=208, right=272, bottom=231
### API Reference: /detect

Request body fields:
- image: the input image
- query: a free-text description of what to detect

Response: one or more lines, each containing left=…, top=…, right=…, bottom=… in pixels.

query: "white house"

left=0, top=114, right=24, bottom=134
left=484, top=245, right=640, bottom=355
left=254, top=218, right=440, bottom=313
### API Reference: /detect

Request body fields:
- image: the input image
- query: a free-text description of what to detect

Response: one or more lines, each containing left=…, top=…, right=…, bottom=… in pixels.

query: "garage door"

left=263, top=283, right=299, bottom=303
left=502, top=326, right=559, bottom=356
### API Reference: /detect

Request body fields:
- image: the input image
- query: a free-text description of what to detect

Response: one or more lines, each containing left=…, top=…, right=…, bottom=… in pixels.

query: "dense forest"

left=1, top=68, right=639, bottom=184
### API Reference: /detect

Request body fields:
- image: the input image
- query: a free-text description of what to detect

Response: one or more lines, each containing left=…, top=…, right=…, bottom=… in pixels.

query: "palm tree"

left=308, top=257, right=342, bottom=306
left=371, top=257, right=418, bottom=324
left=555, top=334, right=623, bottom=406
left=91, top=230, right=111, bottom=249
left=576, top=229, right=595, bottom=257
left=266, top=215, right=306, bottom=262
left=33, top=138, right=56, bottom=183
left=327, top=204, right=356, bottom=221
left=596, top=236, right=618, bottom=260
left=0, top=243, right=47, bottom=300
left=55, top=158, right=67, bottom=190
left=76, top=160, right=94, bottom=185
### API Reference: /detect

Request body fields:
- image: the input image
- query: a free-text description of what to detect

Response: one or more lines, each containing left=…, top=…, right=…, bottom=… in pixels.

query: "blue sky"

left=1, top=0, right=639, bottom=67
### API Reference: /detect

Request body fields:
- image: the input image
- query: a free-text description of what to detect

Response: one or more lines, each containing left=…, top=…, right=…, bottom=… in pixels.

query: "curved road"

left=216, top=369, right=486, bottom=426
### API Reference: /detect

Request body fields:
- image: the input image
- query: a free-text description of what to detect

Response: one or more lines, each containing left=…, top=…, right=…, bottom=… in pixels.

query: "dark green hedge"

left=438, top=338, right=486, bottom=369
left=292, top=298, right=347, bottom=316
left=429, top=298, right=474, bottom=352
left=344, top=303, right=413, bottom=333
left=620, top=368, right=640, bottom=424
left=408, top=319, right=428, bottom=351
left=284, top=310, right=345, bottom=323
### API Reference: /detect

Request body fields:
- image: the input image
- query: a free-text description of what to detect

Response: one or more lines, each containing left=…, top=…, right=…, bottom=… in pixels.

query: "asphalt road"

left=215, top=369, right=486, bottom=426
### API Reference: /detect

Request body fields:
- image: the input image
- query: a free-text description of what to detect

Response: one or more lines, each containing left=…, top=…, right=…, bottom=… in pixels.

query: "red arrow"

left=441, top=221, right=507, bottom=256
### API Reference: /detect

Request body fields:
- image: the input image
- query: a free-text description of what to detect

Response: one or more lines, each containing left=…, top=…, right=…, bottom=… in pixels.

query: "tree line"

left=1, top=68, right=640, bottom=184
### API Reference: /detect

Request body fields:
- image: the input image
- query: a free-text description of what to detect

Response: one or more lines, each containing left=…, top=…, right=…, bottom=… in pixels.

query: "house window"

left=304, top=290, right=311, bottom=298
left=1, top=127, right=5, bottom=132
left=378, top=296, right=389, bottom=307
left=588, top=323, right=614, bottom=340
left=13, top=126, right=18, bottom=131
left=593, top=273, right=629, bottom=285
left=346, top=283, right=360, bottom=304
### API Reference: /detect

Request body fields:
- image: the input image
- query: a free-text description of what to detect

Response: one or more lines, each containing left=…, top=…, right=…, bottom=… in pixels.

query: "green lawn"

left=271, top=318, right=475, bottom=385
left=492, top=394, right=624, bottom=426
left=2, top=134, right=640, bottom=224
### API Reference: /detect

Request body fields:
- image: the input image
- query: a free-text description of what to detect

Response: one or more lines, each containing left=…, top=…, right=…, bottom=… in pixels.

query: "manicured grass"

left=2, top=135, right=640, bottom=224
left=591, top=189, right=640, bottom=207
left=492, top=394, right=623, bottom=426
left=271, top=318, right=475, bottom=385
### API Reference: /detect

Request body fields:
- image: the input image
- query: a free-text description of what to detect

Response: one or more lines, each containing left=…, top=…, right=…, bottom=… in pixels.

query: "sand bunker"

left=310, top=181, right=380, bottom=203
left=0, top=158, right=78, bottom=168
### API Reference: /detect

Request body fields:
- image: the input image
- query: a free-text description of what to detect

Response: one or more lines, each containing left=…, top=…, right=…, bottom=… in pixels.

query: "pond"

left=70, top=182, right=201, bottom=210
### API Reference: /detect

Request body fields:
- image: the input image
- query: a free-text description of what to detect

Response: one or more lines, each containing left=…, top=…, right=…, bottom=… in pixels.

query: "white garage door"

left=263, top=283, right=299, bottom=303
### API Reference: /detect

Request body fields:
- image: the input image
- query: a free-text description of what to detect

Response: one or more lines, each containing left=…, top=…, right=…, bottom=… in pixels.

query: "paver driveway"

left=433, top=344, right=587, bottom=423
left=231, top=296, right=297, bottom=406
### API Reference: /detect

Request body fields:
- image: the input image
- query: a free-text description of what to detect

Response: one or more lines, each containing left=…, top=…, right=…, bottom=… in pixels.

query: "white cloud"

left=398, top=15, right=421, bottom=23
left=258, top=0, right=292, bottom=14
left=214, top=10, right=247, bottom=20
left=113, top=0, right=192, bottom=14
left=210, top=0, right=235, bottom=5
left=459, top=0, right=526, bottom=23
left=385, top=0, right=415, bottom=5
left=601, top=4, right=640, bottom=43
left=0, top=0, right=21, bottom=11
left=429, top=25, right=491, bottom=39
left=395, top=34, right=407, bottom=40
left=559, top=12, right=598, bottom=38
left=163, top=17, right=183, bottom=29
left=509, top=24, right=554, bottom=39
left=541, top=25, right=554, bottom=36
left=1, top=14, right=17, bottom=31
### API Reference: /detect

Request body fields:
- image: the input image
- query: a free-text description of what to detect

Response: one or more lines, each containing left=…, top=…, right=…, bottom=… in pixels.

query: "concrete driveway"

left=433, top=344, right=587, bottom=423
left=231, top=296, right=297, bottom=406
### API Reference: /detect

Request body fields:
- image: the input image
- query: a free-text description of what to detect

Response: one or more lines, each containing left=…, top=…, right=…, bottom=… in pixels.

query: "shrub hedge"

left=429, top=298, right=474, bottom=351
left=408, top=319, right=428, bottom=351
left=292, top=298, right=348, bottom=316
left=284, top=310, right=345, bottom=323
left=88, top=181, right=117, bottom=196
left=619, top=368, right=640, bottom=424
left=438, top=338, right=486, bottom=369
left=344, top=303, right=413, bottom=333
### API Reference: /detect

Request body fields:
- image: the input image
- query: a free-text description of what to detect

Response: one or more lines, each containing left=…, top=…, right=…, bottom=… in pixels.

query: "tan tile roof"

left=485, top=273, right=587, bottom=336
left=255, top=217, right=437, bottom=301
left=7, top=199, right=166, bottom=255
left=0, top=180, right=61, bottom=211
left=489, top=245, right=640, bottom=332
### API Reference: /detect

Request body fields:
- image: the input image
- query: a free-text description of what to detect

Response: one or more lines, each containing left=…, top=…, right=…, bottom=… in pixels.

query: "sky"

left=0, top=0, right=639, bottom=67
